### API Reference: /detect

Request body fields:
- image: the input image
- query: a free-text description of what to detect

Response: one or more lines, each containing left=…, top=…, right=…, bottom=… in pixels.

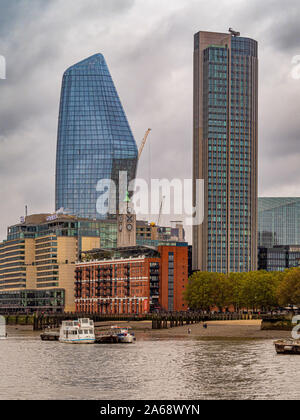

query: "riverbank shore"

left=94, top=319, right=291, bottom=340
left=7, top=319, right=292, bottom=340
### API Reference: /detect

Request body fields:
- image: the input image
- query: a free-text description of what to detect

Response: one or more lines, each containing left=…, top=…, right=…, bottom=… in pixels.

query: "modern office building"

left=258, top=245, right=300, bottom=272
left=136, top=221, right=185, bottom=245
left=258, top=197, right=300, bottom=248
left=55, top=53, right=138, bottom=219
left=0, top=213, right=189, bottom=313
left=0, top=214, right=116, bottom=313
left=193, top=30, right=258, bottom=273
left=75, top=244, right=188, bottom=314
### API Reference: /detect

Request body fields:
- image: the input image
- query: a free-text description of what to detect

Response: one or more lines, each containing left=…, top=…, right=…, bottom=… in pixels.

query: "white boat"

left=59, top=318, right=95, bottom=344
left=110, top=326, right=136, bottom=343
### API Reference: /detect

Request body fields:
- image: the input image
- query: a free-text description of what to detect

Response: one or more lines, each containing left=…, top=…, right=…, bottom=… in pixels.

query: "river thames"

left=0, top=329, right=299, bottom=400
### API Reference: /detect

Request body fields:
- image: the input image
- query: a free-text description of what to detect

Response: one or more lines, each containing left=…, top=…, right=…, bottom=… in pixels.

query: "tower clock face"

left=126, top=215, right=133, bottom=223
left=126, top=224, right=133, bottom=232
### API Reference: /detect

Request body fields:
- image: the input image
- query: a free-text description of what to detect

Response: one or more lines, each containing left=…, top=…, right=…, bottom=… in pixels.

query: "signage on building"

left=46, top=215, right=58, bottom=222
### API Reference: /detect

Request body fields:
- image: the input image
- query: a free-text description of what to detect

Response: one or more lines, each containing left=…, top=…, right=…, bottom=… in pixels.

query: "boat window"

left=89, top=330, right=93, bottom=334
left=78, top=330, right=83, bottom=334
left=84, top=330, right=89, bottom=334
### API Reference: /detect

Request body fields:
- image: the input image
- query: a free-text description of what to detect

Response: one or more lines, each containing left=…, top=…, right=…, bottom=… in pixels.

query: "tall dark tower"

left=193, top=31, right=258, bottom=273
left=55, top=53, right=138, bottom=219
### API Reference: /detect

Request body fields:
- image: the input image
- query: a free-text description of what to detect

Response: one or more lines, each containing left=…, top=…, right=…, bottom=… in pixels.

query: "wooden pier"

left=151, top=312, right=258, bottom=329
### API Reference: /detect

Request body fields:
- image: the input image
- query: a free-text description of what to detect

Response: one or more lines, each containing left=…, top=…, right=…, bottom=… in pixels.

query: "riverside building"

left=258, top=245, right=300, bottom=272
left=75, top=244, right=188, bottom=315
left=0, top=214, right=188, bottom=313
left=0, top=214, right=116, bottom=313
left=193, top=30, right=258, bottom=273
left=258, top=197, right=300, bottom=248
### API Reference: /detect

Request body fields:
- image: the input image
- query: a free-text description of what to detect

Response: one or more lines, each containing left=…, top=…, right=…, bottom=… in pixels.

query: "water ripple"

left=0, top=331, right=299, bottom=400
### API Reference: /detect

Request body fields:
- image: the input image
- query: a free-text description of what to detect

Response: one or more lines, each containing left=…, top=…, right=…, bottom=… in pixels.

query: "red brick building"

left=75, top=245, right=188, bottom=315
left=158, top=245, right=188, bottom=312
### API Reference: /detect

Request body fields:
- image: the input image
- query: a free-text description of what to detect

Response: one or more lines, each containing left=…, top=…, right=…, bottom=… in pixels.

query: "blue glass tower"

left=55, top=53, right=138, bottom=219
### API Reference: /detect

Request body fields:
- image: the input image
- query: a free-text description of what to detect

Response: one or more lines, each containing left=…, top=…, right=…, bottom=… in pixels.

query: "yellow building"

left=0, top=214, right=115, bottom=313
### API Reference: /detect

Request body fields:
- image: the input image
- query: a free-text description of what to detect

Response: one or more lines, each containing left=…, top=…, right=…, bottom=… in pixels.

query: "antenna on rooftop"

left=228, top=28, right=240, bottom=37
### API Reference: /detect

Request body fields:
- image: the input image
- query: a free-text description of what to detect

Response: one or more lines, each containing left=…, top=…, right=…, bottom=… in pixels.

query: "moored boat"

left=40, top=331, right=59, bottom=341
left=274, top=339, right=300, bottom=355
left=95, top=326, right=136, bottom=344
left=59, top=318, right=95, bottom=344
left=111, top=326, right=136, bottom=344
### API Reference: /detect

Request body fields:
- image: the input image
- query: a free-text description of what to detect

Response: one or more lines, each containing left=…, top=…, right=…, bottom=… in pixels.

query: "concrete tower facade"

left=193, top=31, right=258, bottom=273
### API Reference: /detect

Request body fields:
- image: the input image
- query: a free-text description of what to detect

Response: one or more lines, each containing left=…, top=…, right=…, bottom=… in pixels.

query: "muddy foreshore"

left=95, top=319, right=291, bottom=341
left=7, top=320, right=292, bottom=341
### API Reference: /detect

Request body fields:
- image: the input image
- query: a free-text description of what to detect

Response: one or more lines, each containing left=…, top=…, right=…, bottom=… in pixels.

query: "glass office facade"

left=193, top=32, right=258, bottom=273
left=0, top=289, right=65, bottom=313
left=7, top=216, right=117, bottom=249
left=258, top=246, right=300, bottom=272
left=228, top=38, right=257, bottom=272
left=258, top=198, right=300, bottom=247
left=55, top=53, right=138, bottom=219
left=203, top=45, right=229, bottom=273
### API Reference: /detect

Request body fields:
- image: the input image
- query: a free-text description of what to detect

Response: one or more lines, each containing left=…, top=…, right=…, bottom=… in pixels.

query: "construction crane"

left=138, top=128, right=151, bottom=160
left=157, top=195, right=165, bottom=226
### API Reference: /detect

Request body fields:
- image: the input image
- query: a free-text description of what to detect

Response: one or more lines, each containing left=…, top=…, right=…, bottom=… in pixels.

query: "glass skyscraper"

left=258, top=197, right=300, bottom=247
left=55, top=53, right=138, bottom=219
left=193, top=31, right=258, bottom=273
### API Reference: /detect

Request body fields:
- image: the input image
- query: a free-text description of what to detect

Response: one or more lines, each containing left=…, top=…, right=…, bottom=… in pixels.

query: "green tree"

left=277, top=268, right=300, bottom=307
left=228, top=272, right=245, bottom=312
left=184, top=272, right=219, bottom=311
left=185, top=269, right=283, bottom=312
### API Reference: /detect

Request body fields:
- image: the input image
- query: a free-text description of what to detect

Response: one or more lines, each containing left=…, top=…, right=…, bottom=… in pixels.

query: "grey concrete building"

left=193, top=30, right=258, bottom=273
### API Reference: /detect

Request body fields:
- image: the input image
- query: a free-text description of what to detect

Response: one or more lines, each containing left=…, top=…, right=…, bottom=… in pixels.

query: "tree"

left=228, top=272, right=246, bottom=312
left=184, top=272, right=219, bottom=311
left=185, top=269, right=285, bottom=313
left=277, top=268, right=300, bottom=307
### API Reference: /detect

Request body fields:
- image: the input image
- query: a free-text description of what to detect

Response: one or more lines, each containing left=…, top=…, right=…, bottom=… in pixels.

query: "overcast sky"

left=1, top=0, right=300, bottom=242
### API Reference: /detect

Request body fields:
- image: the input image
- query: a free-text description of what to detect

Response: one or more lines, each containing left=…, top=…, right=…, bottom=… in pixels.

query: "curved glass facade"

left=55, top=53, right=138, bottom=219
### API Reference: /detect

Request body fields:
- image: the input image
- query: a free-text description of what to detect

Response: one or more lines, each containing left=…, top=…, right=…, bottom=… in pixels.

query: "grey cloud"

left=1, top=0, right=300, bottom=243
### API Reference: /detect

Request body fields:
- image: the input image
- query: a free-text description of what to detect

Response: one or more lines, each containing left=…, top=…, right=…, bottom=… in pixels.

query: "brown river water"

left=0, top=329, right=299, bottom=400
